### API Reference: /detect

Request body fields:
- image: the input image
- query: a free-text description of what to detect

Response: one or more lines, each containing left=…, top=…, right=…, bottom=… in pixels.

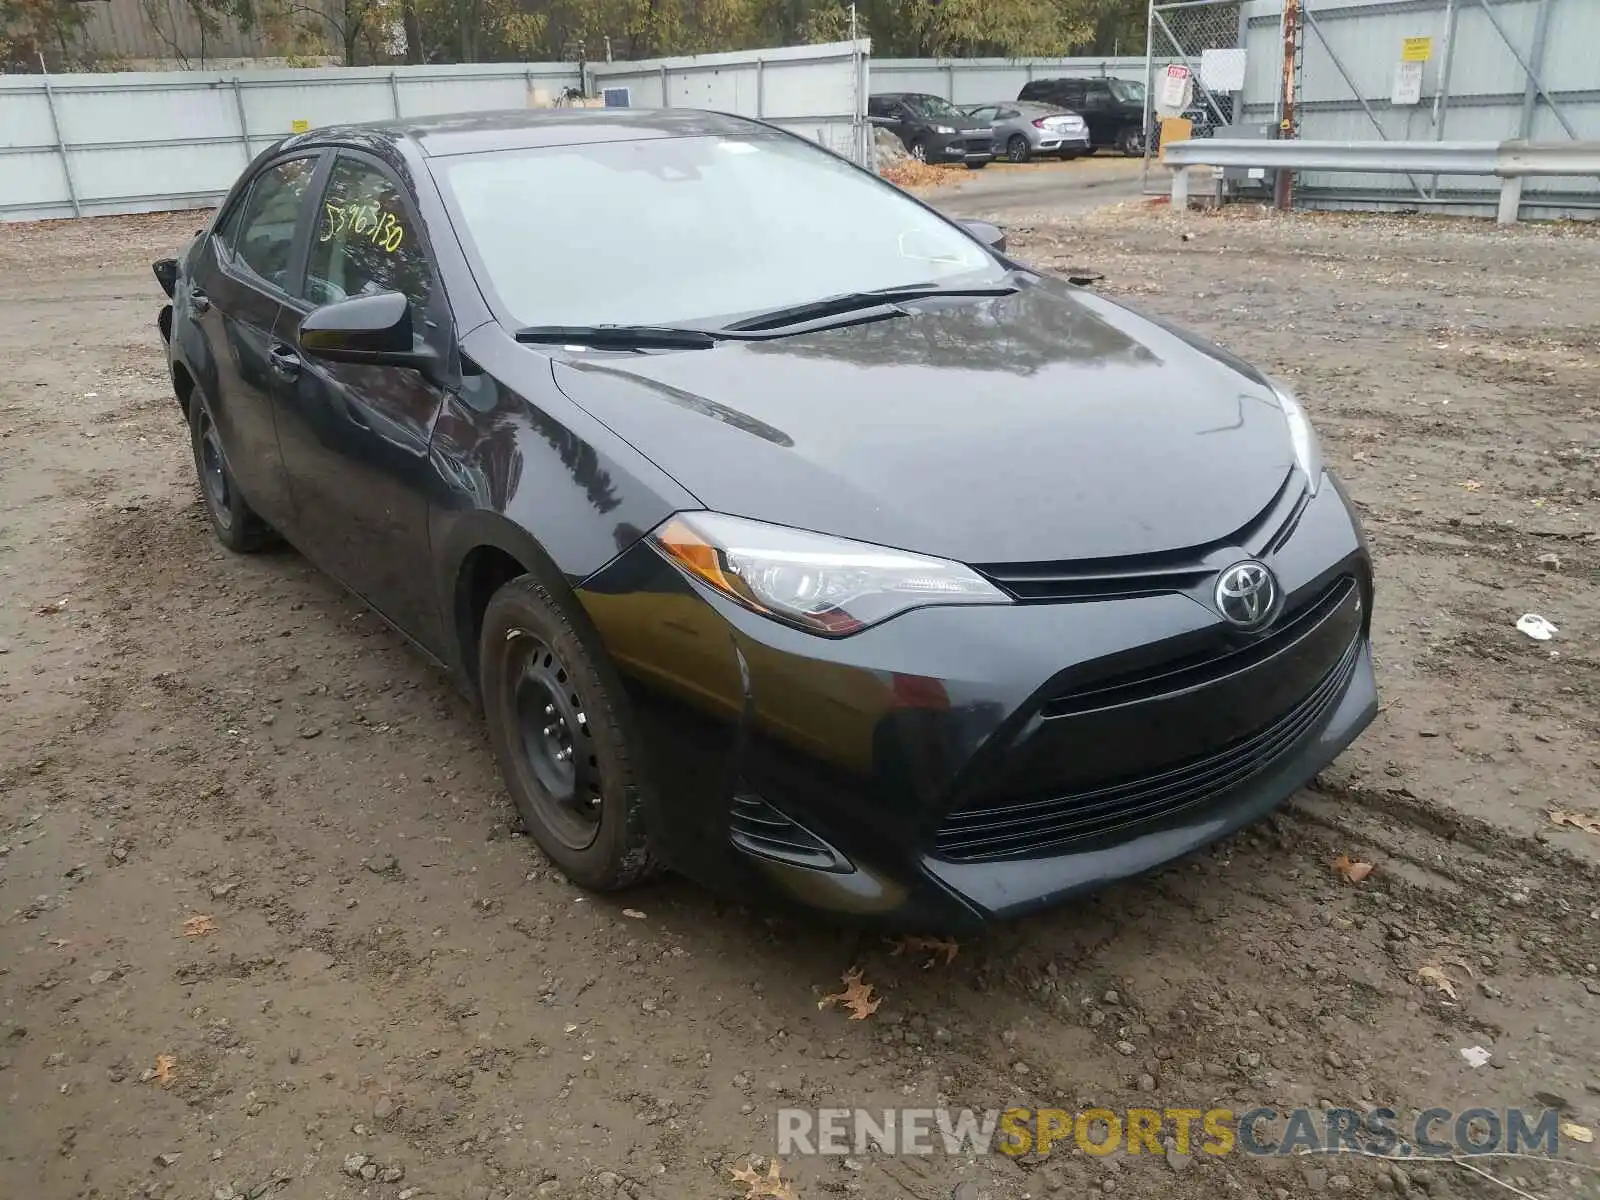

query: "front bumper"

left=577, top=476, right=1376, bottom=932
left=926, top=132, right=996, bottom=164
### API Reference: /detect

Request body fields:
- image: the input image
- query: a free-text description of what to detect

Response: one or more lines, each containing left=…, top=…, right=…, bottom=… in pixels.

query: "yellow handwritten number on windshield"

left=320, top=201, right=405, bottom=253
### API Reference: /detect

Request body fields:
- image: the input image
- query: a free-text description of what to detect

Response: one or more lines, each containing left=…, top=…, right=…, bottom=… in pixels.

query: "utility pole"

left=1274, top=0, right=1301, bottom=210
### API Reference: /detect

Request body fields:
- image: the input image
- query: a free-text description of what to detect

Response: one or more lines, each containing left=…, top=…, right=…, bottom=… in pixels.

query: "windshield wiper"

left=514, top=324, right=719, bottom=350
left=724, top=282, right=1022, bottom=333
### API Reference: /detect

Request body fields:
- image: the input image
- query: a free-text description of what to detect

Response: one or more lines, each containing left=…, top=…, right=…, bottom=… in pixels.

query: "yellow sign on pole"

left=1158, top=116, right=1193, bottom=163
left=290, top=118, right=310, bottom=133
left=1402, top=36, right=1433, bottom=62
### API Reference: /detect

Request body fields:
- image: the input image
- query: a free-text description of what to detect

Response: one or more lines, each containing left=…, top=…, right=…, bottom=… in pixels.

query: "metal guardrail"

left=1161, top=138, right=1600, bottom=224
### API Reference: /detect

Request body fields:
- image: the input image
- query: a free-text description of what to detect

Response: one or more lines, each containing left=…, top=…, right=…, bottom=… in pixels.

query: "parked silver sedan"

left=961, top=101, right=1091, bottom=162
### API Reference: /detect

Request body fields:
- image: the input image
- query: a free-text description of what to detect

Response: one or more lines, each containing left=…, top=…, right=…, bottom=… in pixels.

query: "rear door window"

left=231, top=157, right=319, bottom=292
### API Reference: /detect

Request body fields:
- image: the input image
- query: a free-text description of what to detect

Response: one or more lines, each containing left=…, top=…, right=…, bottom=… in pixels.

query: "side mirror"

left=298, top=291, right=439, bottom=377
left=959, top=219, right=1007, bottom=254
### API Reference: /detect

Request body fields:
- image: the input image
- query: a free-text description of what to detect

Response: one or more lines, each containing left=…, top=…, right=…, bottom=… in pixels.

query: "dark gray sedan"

left=963, top=101, right=1091, bottom=162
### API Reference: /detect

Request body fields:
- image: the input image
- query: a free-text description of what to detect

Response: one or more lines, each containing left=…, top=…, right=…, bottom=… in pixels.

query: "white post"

left=1497, top=176, right=1522, bottom=224
left=1171, top=165, right=1190, bottom=209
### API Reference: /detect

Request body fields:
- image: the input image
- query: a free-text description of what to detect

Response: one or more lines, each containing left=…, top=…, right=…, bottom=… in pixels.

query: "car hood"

left=549, top=279, right=1297, bottom=566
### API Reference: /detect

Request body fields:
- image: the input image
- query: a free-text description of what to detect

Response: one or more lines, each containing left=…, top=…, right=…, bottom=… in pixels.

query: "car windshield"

left=1110, top=80, right=1145, bottom=104
left=433, top=133, right=1002, bottom=329
left=905, top=95, right=965, bottom=120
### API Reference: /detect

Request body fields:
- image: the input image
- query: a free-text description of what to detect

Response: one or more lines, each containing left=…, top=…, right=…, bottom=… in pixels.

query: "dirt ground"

left=2, top=199, right=1599, bottom=1200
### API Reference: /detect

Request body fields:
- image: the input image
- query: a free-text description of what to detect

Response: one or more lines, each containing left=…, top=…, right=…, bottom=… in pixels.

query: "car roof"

left=283, top=107, right=772, bottom=158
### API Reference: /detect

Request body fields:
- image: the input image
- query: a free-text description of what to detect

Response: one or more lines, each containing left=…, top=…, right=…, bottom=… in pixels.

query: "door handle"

left=269, top=344, right=301, bottom=379
left=187, top=286, right=210, bottom=315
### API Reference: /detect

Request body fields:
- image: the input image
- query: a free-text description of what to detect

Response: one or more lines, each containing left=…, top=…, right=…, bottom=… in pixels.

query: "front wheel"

left=909, top=138, right=928, bottom=162
left=1115, top=126, right=1147, bottom=156
left=479, top=574, right=659, bottom=891
left=188, top=394, right=271, bottom=553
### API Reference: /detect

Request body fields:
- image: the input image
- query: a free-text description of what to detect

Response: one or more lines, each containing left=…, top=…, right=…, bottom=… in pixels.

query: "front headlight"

left=649, top=512, right=1011, bottom=637
left=1269, top=378, right=1324, bottom=494
left=933, top=124, right=956, bottom=135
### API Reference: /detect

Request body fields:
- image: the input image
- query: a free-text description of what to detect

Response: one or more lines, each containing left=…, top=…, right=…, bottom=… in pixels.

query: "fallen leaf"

left=1549, top=809, right=1600, bottom=835
left=817, top=967, right=881, bottom=1020
left=1416, top=965, right=1458, bottom=1002
left=1332, top=855, right=1374, bottom=884
left=33, top=597, right=68, bottom=615
left=621, top=909, right=647, bottom=919
left=889, top=935, right=959, bottom=967
left=1562, top=1121, right=1595, bottom=1144
left=182, top=914, right=216, bottom=938
left=729, top=1158, right=799, bottom=1200
left=152, top=1054, right=176, bottom=1086
left=1461, top=480, right=1482, bottom=491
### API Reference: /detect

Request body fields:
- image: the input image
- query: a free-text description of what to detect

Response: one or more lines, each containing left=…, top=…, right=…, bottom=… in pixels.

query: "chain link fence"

left=1141, top=1, right=1247, bottom=194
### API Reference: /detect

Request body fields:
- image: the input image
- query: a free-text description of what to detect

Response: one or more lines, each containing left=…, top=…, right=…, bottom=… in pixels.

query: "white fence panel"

left=588, top=41, right=871, bottom=166
left=0, top=62, right=582, bottom=222
left=872, top=57, right=1157, bottom=104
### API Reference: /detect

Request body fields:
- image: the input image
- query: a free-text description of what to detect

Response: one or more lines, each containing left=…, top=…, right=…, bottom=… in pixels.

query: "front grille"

left=977, top=476, right=1309, bottom=603
left=932, top=635, right=1361, bottom=862
left=729, top=793, right=849, bottom=872
left=1043, top=575, right=1356, bottom=719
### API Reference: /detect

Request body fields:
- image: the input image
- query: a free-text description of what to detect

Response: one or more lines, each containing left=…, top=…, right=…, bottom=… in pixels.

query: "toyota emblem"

left=1215, top=560, right=1278, bottom=629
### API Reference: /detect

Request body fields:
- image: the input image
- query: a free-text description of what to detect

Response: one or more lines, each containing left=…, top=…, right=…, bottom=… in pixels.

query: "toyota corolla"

left=152, top=108, right=1376, bottom=931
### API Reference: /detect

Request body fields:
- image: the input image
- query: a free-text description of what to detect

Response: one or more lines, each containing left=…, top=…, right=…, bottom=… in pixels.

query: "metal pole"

left=1499, top=0, right=1554, bottom=224
left=37, top=55, right=80, bottom=219
left=755, top=57, right=765, bottom=117
left=1429, top=0, right=1458, bottom=196
left=1274, top=0, right=1299, bottom=210
left=231, top=76, right=252, bottom=166
left=388, top=70, right=402, bottom=117
left=660, top=63, right=669, bottom=107
left=1140, top=0, right=1156, bottom=195
left=945, top=62, right=955, bottom=101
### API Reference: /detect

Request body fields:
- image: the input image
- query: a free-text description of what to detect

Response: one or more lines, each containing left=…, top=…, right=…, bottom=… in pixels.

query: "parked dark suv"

left=1017, top=77, right=1148, bottom=155
left=869, top=93, right=995, bottom=168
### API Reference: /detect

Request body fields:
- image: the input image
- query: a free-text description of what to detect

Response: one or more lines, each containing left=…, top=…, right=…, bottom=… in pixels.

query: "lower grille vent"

left=729, top=793, right=849, bottom=873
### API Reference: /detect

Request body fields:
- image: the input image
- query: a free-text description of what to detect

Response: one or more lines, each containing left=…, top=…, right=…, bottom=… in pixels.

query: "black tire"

left=1115, top=126, right=1146, bottom=156
left=1005, top=134, right=1030, bottom=163
left=479, top=573, right=659, bottom=891
left=909, top=138, right=928, bottom=162
left=188, top=393, right=271, bottom=553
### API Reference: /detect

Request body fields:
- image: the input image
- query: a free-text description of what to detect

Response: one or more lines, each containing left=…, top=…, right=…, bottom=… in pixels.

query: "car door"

left=272, top=150, right=453, bottom=653
left=1077, top=82, right=1115, bottom=146
left=893, top=100, right=929, bottom=150
left=188, top=152, right=324, bottom=527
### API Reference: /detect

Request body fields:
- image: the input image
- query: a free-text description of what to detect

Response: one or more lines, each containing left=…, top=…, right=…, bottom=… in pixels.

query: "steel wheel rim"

left=197, top=411, right=232, bottom=530
left=507, top=632, right=601, bottom=850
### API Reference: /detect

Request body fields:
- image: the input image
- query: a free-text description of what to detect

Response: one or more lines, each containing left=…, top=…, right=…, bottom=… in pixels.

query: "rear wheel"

left=479, top=574, right=659, bottom=891
left=1005, top=134, right=1031, bottom=163
left=1115, top=125, right=1146, bottom=156
left=188, top=394, right=271, bottom=553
